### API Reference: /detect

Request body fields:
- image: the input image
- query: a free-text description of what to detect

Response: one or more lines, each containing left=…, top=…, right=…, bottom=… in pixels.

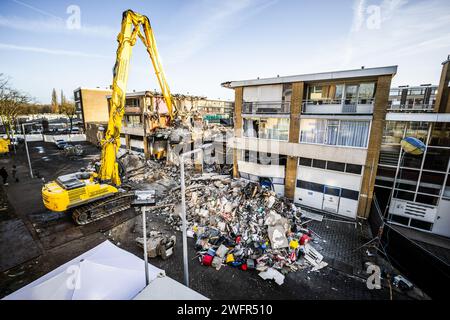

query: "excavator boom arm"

left=98, top=10, right=173, bottom=185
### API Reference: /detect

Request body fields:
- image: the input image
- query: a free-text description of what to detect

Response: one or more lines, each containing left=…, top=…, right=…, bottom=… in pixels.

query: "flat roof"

left=386, top=113, right=450, bottom=122
left=221, top=65, right=398, bottom=88
left=74, top=87, right=112, bottom=92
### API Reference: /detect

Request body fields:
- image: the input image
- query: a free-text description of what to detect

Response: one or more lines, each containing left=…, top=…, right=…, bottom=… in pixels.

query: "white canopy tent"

left=3, top=240, right=165, bottom=300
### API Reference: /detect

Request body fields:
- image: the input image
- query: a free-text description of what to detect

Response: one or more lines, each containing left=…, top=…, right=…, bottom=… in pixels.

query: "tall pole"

left=141, top=206, right=149, bottom=286
left=22, top=123, right=33, bottom=178
left=179, top=143, right=211, bottom=288
left=180, top=153, right=189, bottom=287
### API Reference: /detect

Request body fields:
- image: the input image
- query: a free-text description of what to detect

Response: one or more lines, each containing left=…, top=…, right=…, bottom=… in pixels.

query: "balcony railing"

left=387, top=103, right=435, bottom=113
left=122, top=124, right=144, bottom=136
left=242, top=101, right=290, bottom=114
left=302, top=98, right=374, bottom=114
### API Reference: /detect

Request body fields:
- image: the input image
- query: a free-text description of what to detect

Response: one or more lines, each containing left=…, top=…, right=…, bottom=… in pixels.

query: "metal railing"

left=387, top=103, right=435, bottom=112
left=302, top=98, right=374, bottom=114
left=242, top=101, right=290, bottom=114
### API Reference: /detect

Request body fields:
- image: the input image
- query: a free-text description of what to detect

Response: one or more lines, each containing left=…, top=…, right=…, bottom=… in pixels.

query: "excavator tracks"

left=71, top=192, right=134, bottom=225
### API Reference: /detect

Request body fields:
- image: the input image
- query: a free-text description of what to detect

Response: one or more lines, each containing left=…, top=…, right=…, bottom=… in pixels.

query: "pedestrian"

left=0, top=166, right=8, bottom=185
left=12, top=165, right=18, bottom=182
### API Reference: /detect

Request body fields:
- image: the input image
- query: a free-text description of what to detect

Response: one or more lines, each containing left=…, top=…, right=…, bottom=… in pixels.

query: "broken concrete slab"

left=258, top=267, right=285, bottom=285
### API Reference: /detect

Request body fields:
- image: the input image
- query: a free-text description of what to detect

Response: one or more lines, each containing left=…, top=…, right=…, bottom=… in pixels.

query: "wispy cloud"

left=164, top=0, right=278, bottom=65
left=0, top=15, right=117, bottom=39
left=343, top=0, right=450, bottom=67
left=11, top=0, right=63, bottom=20
left=0, top=43, right=111, bottom=59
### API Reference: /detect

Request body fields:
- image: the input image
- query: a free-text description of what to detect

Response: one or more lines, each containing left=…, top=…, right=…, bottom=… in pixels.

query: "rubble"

left=136, top=231, right=176, bottom=260
left=117, top=151, right=327, bottom=286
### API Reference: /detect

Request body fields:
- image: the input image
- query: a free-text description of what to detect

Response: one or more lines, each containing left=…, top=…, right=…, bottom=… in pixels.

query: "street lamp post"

left=22, top=123, right=34, bottom=178
left=179, top=143, right=212, bottom=288
left=131, top=190, right=156, bottom=287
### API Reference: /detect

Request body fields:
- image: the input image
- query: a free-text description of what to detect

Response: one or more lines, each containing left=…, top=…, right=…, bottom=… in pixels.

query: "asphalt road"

left=0, top=141, right=420, bottom=299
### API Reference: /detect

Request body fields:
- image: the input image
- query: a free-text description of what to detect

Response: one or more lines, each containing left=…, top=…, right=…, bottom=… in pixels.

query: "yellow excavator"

left=0, top=138, right=10, bottom=154
left=42, top=10, right=174, bottom=225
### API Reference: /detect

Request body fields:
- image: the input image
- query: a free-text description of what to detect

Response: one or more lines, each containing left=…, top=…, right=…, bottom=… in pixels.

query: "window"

left=300, top=119, right=370, bottom=148
left=327, top=161, right=345, bottom=172
left=243, top=151, right=286, bottom=165
left=297, top=180, right=324, bottom=192
left=337, top=121, right=370, bottom=147
left=308, top=86, right=324, bottom=100
left=327, top=120, right=339, bottom=145
left=125, top=115, right=141, bottom=126
left=430, top=123, right=450, bottom=147
left=409, top=219, right=432, bottom=231
left=415, top=194, right=439, bottom=206
left=341, top=189, right=359, bottom=200
left=243, top=118, right=289, bottom=141
left=394, top=190, right=415, bottom=201
left=396, top=168, right=420, bottom=191
left=126, top=98, right=140, bottom=107
left=299, top=157, right=312, bottom=166
left=382, top=121, right=406, bottom=144
left=390, top=214, right=409, bottom=226
left=346, top=164, right=362, bottom=174
left=418, top=172, right=445, bottom=195
left=259, top=118, right=289, bottom=140
left=405, top=122, right=428, bottom=143
left=300, top=119, right=326, bottom=144
left=379, top=145, right=401, bottom=166
left=423, top=148, right=450, bottom=172
left=358, top=83, right=375, bottom=101
left=402, top=152, right=423, bottom=169
left=312, top=159, right=326, bottom=169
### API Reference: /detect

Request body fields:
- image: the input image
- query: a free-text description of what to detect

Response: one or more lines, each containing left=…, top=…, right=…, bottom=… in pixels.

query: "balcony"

left=122, top=123, right=144, bottom=136
left=242, top=101, right=290, bottom=115
left=387, top=102, right=435, bottom=113
left=302, top=98, right=374, bottom=114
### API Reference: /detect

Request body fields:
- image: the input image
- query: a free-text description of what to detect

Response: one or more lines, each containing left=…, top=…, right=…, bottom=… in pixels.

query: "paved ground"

left=0, top=141, right=425, bottom=299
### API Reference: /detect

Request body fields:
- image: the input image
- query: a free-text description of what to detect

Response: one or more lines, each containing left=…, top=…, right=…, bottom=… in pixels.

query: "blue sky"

left=0, top=0, right=449, bottom=103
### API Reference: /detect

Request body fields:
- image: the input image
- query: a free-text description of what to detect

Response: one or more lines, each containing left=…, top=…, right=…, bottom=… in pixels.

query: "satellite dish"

left=401, top=137, right=425, bottom=155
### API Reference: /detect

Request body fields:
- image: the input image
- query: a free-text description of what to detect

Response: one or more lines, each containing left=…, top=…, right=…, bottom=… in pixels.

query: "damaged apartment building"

left=222, top=66, right=397, bottom=220
left=75, top=87, right=234, bottom=159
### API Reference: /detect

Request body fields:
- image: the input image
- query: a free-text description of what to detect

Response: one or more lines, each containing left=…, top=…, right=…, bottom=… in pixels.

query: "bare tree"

left=0, top=74, right=30, bottom=138
left=60, top=100, right=76, bottom=133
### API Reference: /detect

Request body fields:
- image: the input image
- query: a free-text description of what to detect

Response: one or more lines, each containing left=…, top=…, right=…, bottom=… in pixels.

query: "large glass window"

left=430, top=123, right=450, bottom=147
left=395, top=168, right=420, bottom=191
left=382, top=121, right=406, bottom=144
left=300, top=119, right=370, bottom=148
left=423, top=148, right=450, bottom=172
left=418, top=172, right=445, bottom=195
left=299, top=119, right=326, bottom=144
left=358, top=83, right=375, bottom=102
left=259, top=118, right=289, bottom=140
left=379, top=145, right=401, bottom=166
left=243, top=117, right=289, bottom=141
left=405, top=121, right=428, bottom=143
left=327, top=120, right=339, bottom=145
left=337, top=121, right=370, bottom=147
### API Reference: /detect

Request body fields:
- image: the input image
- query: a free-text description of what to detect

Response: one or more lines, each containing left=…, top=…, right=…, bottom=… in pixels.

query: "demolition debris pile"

left=118, top=152, right=327, bottom=285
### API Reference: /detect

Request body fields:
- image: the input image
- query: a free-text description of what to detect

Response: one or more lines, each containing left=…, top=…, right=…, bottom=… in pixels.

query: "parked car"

left=55, top=139, right=69, bottom=149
